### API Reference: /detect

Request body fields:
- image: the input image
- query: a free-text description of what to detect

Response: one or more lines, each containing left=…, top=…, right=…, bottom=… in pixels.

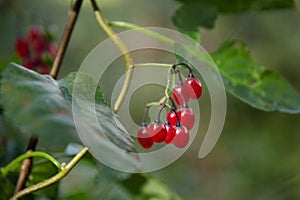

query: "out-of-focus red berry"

left=28, top=27, right=43, bottom=41
left=48, top=44, right=57, bottom=58
left=16, top=38, right=30, bottom=59
left=37, top=66, right=50, bottom=74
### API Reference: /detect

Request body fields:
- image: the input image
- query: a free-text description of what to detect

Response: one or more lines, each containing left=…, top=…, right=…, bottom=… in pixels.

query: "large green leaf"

left=0, top=63, right=139, bottom=170
left=211, top=40, right=300, bottom=113
left=58, top=72, right=105, bottom=105
left=1, top=63, right=76, bottom=148
left=58, top=72, right=137, bottom=156
left=174, top=0, right=295, bottom=13
left=120, top=174, right=181, bottom=200
left=172, top=3, right=218, bottom=41
left=96, top=165, right=181, bottom=200
left=172, top=0, right=295, bottom=41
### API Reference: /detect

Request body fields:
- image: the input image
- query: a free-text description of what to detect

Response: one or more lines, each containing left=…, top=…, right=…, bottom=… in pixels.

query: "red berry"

left=167, top=111, right=177, bottom=127
left=137, top=126, right=153, bottom=149
left=172, top=84, right=189, bottom=106
left=33, top=38, right=47, bottom=55
left=165, top=122, right=176, bottom=144
left=185, top=77, right=202, bottom=99
left=16, top=38, right=30, bottom=59
left=149, top=121, right=167, bottom=143
left=28, top=27, right=43, bottom=41
left=172, top=126, right=189, bottom=148
left=177, top=108, right=195, bottom=130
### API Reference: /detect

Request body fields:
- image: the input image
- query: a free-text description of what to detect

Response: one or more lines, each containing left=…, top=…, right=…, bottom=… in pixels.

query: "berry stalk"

left=90, top=0, right=134, bottom=113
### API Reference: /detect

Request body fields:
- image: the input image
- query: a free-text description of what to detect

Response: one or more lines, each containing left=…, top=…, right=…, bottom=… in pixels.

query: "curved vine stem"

left=10, top=147, right=88, bottom=200
left=1, top=152, right=61, bottom=178
left=90, top=0, right=134, bottom=113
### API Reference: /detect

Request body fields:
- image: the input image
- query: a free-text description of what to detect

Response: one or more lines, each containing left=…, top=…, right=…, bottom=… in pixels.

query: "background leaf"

left=172, top=3, right=218, bottom=41
left=211, top=40, right=300, bottom=113
left=174, top=0, right=295, bottom=13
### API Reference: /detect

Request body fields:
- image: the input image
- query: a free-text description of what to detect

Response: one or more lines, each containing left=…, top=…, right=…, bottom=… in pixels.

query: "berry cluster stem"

left=90, top=0, right=134, bottom=113
left=50, top=0, right=83, bottom=79
left=10, top=148, right=88, bottom=200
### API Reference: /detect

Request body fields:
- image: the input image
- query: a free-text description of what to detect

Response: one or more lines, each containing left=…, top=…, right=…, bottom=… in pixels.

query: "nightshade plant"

left=0, top=0, right=300, bottom=199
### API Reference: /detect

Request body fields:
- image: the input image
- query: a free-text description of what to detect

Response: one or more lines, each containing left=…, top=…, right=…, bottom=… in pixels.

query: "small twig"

left=13, top=136, right=38, bottom=195
left=11, top=147, right=88, bottom=200
left=49, top=0, right=83, bottom=79
left=90, top=0, right=134, bottom=112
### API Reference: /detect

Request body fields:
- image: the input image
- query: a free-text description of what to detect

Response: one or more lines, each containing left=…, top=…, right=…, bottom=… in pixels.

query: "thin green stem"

left=165, top=67, right=174, bottom=98
left=10, top=148, right=88, bottom=200
left=90, top=0, right=134, bottom=113
left=134, top=63, right=171, bottom=68
left=110, top=21, right=210, bottom=63
left=1, top=152, right=61, bottom=178
left=109, top=21, right=174, bottom=45
left=146, top=102, right=161, bottom=108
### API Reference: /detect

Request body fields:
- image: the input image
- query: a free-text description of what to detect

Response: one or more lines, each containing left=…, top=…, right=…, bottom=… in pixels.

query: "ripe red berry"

left=185, top=77, right=202, bottom=99
left=16, top=38, right=30, bottom=59
left=165, top=122, right=176, bottom=144
left=149, top=121, right=167, bottom=143
left=137, top=126, right=153, bottom=149
left=177, top=108, right=195, bottom=130
left=172, top=84, right=189, bottom=106
left=167, top=111, right=177, bottom=127
left=172, top=126, right=189, bottom=148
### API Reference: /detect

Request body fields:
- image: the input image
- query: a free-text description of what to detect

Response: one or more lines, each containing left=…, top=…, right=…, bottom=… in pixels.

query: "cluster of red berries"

left=137, top=63, right=203, bottom=149
left=15, top=26, right=57, bottom=74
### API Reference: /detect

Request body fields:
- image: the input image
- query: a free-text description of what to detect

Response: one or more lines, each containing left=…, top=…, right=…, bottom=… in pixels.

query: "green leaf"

left=58, top=72, right=137, bottom=155
left=1, top=62, right=77, bottom=148
left=58, top=72, right=105, bottom=105
left=174, top=0, right=295, bottom=13
left=0, top=63, right=139, bottom=170
left=211, top=40, right=300, bottom=113
left=172, top=3, right=217, bottom=41
left=120, top=174, right=181, bottom=200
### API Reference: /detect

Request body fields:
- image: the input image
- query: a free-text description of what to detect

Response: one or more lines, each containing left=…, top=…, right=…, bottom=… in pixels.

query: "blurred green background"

left=1, top=0, right=300, bottom=199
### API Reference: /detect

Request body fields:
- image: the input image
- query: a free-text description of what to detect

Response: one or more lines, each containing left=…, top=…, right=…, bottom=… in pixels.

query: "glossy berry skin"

left=149, top=121, right=167, bottom=143
left=172, top=126, right=189, bottom=148
left=185, top=77, right=202, bottom=99
left=137, top=126, right=153, bottom=149
left=164, top=122, right=176, bottom=144
left=172, top=84, right=189, bottom=106
left=177, top=108, right=195, bottom=130
left=167, top=111, right=177, bottom=127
